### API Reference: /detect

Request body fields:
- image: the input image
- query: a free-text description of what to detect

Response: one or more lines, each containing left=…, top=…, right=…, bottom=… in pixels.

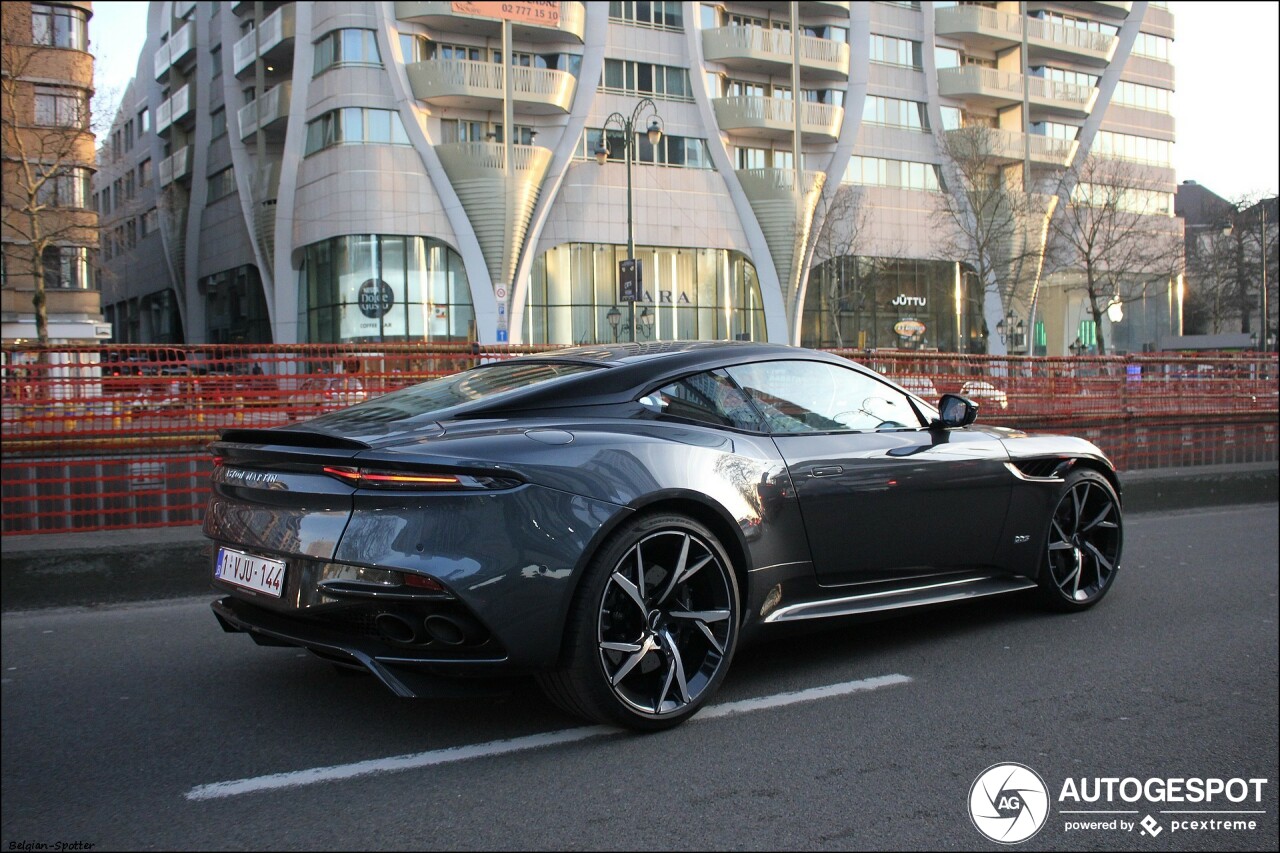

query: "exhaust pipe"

left=374, top=613, right=421, bottom=644
left=423, top=613, right=486, bottom=646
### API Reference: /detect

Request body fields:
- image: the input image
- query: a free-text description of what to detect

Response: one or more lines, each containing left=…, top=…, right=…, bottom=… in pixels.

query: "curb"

left=2, top=463, right=1276, bottom=612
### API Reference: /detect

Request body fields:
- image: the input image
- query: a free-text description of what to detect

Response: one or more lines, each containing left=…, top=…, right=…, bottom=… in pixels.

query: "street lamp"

left=638, top=305, right=654, bottom=339
left=595, top=97, right=663, bottom=342
left=605, top=305, right=621, bottom=342
left=996, top=310, right=1025, bottom=352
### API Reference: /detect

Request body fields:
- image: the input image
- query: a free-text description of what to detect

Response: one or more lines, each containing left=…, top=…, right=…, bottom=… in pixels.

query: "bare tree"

left=808, top=183, right=868, bottom=347
left=1045, top=156, right=1183, bottom=355
left=1, top=18, right=100, bottom=347
left=1183, top=194, right=1278, bottom=342
left=932, top=125, right=1049, bottom=353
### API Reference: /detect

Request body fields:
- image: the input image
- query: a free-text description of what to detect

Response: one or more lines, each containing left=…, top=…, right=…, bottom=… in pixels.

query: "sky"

left=87, top=1, right=1280, bottom=200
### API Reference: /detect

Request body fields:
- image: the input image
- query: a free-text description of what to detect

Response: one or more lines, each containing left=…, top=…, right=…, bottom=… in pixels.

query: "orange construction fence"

left=2, top=344, right=1276, bottom=535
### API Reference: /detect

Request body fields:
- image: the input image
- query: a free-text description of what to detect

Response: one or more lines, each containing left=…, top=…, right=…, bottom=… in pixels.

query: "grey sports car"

left=205, top=341, right=1122, bottom=730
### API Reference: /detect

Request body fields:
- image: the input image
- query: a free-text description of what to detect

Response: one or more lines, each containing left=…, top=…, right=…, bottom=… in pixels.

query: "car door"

left=725, top=359, right=1012, bottom=587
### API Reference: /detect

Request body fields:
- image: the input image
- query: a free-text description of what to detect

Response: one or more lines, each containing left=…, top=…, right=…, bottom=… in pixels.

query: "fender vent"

left=1012, top=458, right=1069, bottom=479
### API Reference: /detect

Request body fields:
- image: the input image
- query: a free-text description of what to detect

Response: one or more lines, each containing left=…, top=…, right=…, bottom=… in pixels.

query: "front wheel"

left=538, top=513, right=740, bottom=731
left=1035, top=469, right=1122, bottom=611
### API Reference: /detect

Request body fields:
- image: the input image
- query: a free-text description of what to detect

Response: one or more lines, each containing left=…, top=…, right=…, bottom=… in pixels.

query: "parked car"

left=897, top=375, right=940, bottom=405
left=960, top=379, right=1009, bottom=410
left=284, top=376, right=366, bottom=419
left=206, top=342, right=1122, bottom=730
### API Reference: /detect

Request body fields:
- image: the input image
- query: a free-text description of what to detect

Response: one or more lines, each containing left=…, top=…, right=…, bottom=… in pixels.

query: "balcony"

left=407, top=60, right=574, bottom=115
left=937, top=67, right=1023, bottom=107
left=1027, top=75, right=1097, bottom=116
left=944, top=129, right=1075, bottom=168
left=934, top=5, right=1022, bottom=50
left=155, top=83, right=193, bottom=135
left=233, top=4, right=296, bottom=77
left=1026, top=17, right=1116, bottom=66
left=238, top=82, right=291, bottom=139
left=153, top=20, right=195, bottom=81
left=158, top=146, right=191, bottom=187
left=712, top=96, right=843, bottom=143
left=395, top=1, right=584, bottom=44
left=702, top=26, right=849, bottom=80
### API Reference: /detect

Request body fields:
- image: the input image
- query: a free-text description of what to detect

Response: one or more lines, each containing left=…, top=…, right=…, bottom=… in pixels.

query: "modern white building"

left=95, top=0, right=1180, bottom=354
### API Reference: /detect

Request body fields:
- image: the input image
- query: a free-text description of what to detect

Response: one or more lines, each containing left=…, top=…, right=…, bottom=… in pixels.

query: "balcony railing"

left=712, top=96, right=843, bottom=142
left=238, top=82, right=291, bottom=138
left=158, top=145, right=191, bottom=187
left=406, top=60, right=575, bottom=114
left=702, top=26, right=849, bottom=79
left=156, top=83, right=192, bottom=135
left=937, top=67, right=1023, bottom=105
left=233, top=4, right=296, bottom=76
left=945, top=128, right=1075, bottom=167
left=1027, top=75, right=1097, bottom=114
left=152, top=21, right=195, bottom=81
left=936, top=6, right=1116, bottom=65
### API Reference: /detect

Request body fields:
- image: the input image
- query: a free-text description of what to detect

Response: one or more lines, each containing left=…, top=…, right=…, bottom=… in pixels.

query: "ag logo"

left=968, top=763, right=1050, bottom=844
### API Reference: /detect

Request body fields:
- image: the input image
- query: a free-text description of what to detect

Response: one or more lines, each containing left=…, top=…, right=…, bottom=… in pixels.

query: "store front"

left=523, top=244, right=766, bottom=345
left=298, top=235, right=474, bottom=343
left=801, top=257, right=986, bottom=352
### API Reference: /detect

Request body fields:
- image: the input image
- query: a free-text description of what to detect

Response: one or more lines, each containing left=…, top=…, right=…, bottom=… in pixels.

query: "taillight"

left=321, top=466, right=521, bottom=491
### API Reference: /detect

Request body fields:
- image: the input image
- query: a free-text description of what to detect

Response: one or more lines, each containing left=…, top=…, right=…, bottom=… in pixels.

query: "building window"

left=802, top=258, right=984, bottom=352
left=399, top=33, right=430, bottom=63
left=862, top=96, right=929, bottom=131
left=1113, top=81, right=1172, bottom=114
left=33, top=86, right=87, bottom=128
left=141, top=208, right=158, bottom=237
left=1031, top=66, right=1098, bottom=89
left=125, top=171, right=136, bottom=200
left=843, top=156, right=940, bottom=191
left=313, top=28, right=382, bottom=75
left=139, top=158, right=152, bottom=188
left=41, top=246, right=94, bottom=289
left=207, top=166, right=236, bottom=201
left=1132, top=32, right=1172, bottom=62
left=31, top=4, right=88, bottom=50
left=609, top=1, right=683, bottom=31
left=526, top=244, right=765, bottom=345
left=35, top=166, right=92, bottom=208
left=211, top=45, right=222, bottom=78
left=577, top=129, right=713, bottom=169
left=210, top=107, right=226, bottom=139
left=1094, top=130, right=1172, bottom=166
left=304, top=108, right=411, bottom=154
left=301, top=235, right=474, bottom=344
left=869, top=34, right=922, bottom=69
left=138, top=107, right=151, bottom=134
left=602, top=60, right=692, bottom=101
left=124, top=119, right=135, bottom=151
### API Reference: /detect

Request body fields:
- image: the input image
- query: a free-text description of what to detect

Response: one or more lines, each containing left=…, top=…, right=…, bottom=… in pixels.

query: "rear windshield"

left=319, top=360, right=600, bottom=421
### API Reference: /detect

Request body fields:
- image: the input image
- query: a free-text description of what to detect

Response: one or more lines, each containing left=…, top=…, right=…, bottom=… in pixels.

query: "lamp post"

left=595, top=97, right=664, bottom=342
left=996, top=310, right=1025, bottom=353
left=605, top=305, right=621, bottom=343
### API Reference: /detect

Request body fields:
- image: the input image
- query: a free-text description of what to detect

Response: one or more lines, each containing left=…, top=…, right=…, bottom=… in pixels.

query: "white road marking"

left=185, top=673, right=912, bottom=801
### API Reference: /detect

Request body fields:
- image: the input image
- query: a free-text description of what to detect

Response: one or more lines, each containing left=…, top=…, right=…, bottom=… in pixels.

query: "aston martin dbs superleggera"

left=205, top=342, right=1122, bottom=730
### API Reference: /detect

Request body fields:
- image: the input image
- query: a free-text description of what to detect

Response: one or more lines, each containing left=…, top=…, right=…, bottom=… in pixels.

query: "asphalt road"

left=2, top=503, right=1276, bottom=851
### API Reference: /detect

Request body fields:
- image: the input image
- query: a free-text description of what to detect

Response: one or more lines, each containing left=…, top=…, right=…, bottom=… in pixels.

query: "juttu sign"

left=451, top=1, right=562, bottom=27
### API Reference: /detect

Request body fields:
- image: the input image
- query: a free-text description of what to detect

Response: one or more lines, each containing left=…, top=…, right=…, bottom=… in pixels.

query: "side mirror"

left=933, top=394, right=978, bottom=429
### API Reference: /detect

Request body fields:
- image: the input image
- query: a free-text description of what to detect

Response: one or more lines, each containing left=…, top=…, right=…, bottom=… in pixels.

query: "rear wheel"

left=538, top=513, right=740, bottom=731
left=1035, top=470, right=1122, bottom=611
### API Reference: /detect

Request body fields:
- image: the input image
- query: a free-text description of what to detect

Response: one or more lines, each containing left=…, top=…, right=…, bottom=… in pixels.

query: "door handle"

left=811, top=466, right=844, bottom=477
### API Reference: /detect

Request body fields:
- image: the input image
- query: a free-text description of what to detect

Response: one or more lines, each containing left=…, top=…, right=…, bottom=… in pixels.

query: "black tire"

left=538, top=513, right=740, bottom=731
left=1035, top=469, right=1122, bottom=611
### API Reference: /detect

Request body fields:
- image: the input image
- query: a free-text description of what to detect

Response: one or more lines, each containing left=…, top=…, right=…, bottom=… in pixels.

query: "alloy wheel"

left=1045, top=475, right=1121, bottom=604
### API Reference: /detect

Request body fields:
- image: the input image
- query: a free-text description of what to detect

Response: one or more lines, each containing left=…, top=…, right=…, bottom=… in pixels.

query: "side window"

left=653, top=370, right=766, bottom=432
left=725, top=361, right=922, bottom=433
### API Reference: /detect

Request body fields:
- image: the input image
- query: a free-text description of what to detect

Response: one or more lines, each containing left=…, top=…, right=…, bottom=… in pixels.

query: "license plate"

left=216, top=547, right=285, bottom=598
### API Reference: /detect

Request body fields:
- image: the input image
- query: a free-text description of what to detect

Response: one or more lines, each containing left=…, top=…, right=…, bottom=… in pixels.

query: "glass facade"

left=524, top=244, right=766, bottom=345
left=202, top=265, right=271, bottom=344
left=801, top=257, right=985, bottom=352
left=300, top=235, right=474, bottom=343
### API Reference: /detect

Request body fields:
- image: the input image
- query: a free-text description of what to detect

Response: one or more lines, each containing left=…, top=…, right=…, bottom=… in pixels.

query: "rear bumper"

left=211, top=596, right=518, bottom=698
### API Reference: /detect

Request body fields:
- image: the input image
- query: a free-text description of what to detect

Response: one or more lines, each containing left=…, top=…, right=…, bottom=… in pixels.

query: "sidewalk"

left=2, top=462, right=1275, bottom=612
